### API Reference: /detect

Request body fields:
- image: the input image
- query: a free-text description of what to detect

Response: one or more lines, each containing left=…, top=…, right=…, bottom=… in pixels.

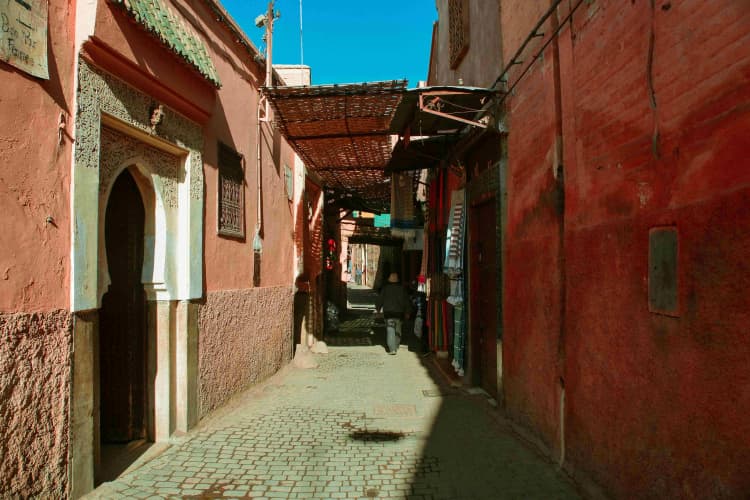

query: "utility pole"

left=254, top=2, right=279, bottom=253
left=264, top=1, right=274, bottom=90
left=256, top=0, right=279, bottom=117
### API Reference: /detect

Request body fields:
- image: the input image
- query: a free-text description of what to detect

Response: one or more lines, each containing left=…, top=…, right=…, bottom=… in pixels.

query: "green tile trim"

left=110, top=0, right=221, bottom=87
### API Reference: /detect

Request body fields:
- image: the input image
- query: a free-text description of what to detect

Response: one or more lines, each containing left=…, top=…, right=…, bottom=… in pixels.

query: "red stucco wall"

left=502, top=0, right=562, bottom=450
left=502, top=0, right=750, bottom=497
left=0, top=1, right=75, bottom=312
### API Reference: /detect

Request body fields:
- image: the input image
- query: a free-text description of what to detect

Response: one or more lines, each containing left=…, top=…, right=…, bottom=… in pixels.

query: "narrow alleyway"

left=87, top=285, right=579, bottom=500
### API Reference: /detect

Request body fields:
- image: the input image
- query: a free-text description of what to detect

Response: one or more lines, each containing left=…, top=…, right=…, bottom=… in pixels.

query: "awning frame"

left=418, top=89, right=491, bottom=129
left=263, top=82, right=502, bottom=212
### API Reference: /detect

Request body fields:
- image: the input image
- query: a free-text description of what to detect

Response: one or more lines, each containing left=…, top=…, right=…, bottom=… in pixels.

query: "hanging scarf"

left=444, top=189, right=466, bottom=275
left=444, top=189, right=466, bottom=306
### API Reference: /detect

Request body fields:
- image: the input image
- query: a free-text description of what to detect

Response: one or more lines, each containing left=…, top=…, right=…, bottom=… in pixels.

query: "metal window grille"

left=449, top=0, right=470, bottom=69
left=218, top=142, right=244, bottom=238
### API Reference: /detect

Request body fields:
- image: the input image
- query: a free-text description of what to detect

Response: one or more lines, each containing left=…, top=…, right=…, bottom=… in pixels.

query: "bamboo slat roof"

left=264, top=81, right=407, bottom=212
left=265, top=82, right=497, bottom=213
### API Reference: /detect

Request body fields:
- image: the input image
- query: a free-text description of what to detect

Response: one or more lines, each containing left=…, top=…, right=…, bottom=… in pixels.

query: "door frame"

left=70, top=61, right=204, bottom=498
left=468, top=196, right=499, bottom=396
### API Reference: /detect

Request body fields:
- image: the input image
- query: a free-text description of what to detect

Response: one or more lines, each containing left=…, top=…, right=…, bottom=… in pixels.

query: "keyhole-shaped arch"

left=98, top=159, right=169, bottom=306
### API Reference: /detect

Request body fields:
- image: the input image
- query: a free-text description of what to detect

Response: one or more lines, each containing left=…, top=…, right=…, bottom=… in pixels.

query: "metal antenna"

left=299, top=0, right=305, bottom=84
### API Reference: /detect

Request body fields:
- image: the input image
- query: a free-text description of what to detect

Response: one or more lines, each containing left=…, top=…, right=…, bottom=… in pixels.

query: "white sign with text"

left=0, top=0, right=48, bottom=79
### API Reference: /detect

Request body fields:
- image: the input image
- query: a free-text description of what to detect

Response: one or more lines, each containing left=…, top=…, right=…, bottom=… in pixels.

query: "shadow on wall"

left=293, top=291, right=308, bottom=351
left=43, top=24, right=70, bottom=114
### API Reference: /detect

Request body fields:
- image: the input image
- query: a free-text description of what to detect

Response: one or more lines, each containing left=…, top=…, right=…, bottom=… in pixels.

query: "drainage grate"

left=372, top=404, right=417, bottom=417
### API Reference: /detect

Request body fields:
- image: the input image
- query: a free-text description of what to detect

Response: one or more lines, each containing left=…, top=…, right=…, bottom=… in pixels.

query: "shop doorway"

left=98, top=169, right=150, bottom=480
left=470, top=200, right=498, bottom=396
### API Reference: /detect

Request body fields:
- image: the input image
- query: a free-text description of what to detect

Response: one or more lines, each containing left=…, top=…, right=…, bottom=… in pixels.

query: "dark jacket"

left=376, top=282, right=412, bottom=319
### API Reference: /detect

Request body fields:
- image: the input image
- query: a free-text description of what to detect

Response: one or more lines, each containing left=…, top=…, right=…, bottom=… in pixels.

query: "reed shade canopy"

left=264, top=81, right=406, bottom=213
left=263, top=82, right=497, bottom=213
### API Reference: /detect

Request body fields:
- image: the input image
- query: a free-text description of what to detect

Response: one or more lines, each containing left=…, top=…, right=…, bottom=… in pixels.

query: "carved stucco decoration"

left=99, top=127, right=181, bottom=207
left=72, top=60, right=205, bottom=311
left=76, top=60, right=203, bottom=200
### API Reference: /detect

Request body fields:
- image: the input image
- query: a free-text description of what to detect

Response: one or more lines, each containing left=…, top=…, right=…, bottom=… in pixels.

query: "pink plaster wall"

left=92, top=0, right=217, bottom=115
left=89, top=0, right=298, bottom=434
left=0, top=311, right=72, bottom=497
left=0, top=1, right=75, bottom=312
left=198, top=286, right=293, bottom=417
left=0, top=0, right=298, bottom=495
left=93, top=0, right=296, bottom=292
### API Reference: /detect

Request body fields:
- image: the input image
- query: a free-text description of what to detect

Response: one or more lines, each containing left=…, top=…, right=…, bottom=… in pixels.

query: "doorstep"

left=429, top=351, right=464, bottom=388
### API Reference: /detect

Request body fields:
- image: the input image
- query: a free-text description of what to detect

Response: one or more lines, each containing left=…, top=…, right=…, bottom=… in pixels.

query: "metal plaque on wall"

left=0, top=0, right=48, bottom=79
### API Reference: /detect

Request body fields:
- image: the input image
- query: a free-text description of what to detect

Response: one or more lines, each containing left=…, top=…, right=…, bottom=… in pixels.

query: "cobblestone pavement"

left=88, top=299, right=580, bottom=500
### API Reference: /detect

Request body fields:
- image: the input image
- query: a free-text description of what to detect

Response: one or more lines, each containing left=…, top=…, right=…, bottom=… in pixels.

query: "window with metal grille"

left=218, top=142, right=244, bottom=238
left=449, top=0, right=470, bottom=69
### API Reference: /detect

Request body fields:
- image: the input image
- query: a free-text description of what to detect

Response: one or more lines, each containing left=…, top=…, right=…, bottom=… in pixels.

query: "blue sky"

left=220, top=0, right=437, bottom=87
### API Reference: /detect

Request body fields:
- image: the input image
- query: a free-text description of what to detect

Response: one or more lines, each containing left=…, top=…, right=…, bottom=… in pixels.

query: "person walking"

left=375, top=272, right=411, bottom=355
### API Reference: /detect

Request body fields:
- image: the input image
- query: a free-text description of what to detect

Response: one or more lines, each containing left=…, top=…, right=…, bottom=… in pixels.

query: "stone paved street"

left=87, top=299, right=580, bottom=500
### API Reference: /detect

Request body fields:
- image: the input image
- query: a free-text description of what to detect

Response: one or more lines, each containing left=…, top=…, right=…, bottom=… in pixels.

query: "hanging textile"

left=446, top=277, right=464, bottom=307
left=444, top=189, right=466, bottom=306
left=391, top=171, right=417, bottom=229
left=444, top=189, right=465, bottom=274
left=416, top=168, right=429, bottom=202
left=451, top=303, right=466, bottom=376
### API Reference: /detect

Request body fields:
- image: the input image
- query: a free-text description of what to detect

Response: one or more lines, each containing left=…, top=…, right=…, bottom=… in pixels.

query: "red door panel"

left=471, top=200, right=498, bottom=396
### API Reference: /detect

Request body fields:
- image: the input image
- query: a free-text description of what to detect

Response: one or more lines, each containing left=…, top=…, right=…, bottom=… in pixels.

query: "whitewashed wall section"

left=71, top=60, right=204, bottom=311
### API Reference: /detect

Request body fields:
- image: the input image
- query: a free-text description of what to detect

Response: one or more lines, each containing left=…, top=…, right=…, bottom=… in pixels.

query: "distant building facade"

left=275, top=64, right=312, bottom=88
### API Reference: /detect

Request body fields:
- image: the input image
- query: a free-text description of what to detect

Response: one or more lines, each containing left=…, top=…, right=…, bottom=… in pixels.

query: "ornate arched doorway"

left=99, top=169, right=148, bottom=444
left=97, top=169, right=151, bottom=483
left=71, top=63, right=205, bottom=496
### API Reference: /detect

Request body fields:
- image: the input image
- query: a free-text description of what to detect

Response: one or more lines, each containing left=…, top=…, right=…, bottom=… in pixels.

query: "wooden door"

left=99, top=170, right=147, bottom=443
left=470, top=200, right=498, bottom=396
